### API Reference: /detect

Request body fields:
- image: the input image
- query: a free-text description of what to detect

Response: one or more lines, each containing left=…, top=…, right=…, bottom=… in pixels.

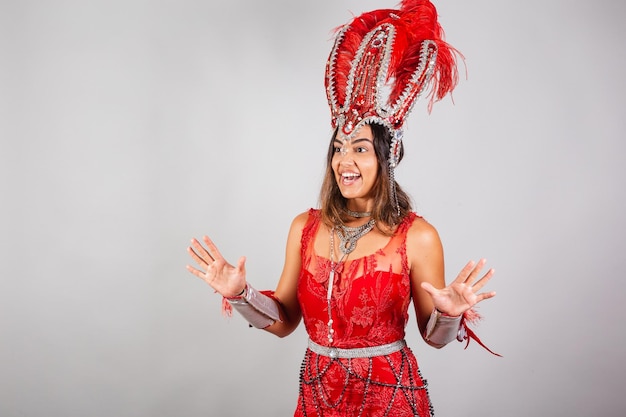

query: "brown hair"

left=319, top=123, right=413, bottom=234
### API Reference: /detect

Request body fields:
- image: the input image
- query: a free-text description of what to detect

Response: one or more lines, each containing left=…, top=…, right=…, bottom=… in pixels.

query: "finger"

left=190, top=238, right=215, bottom=262
left=475, top=290, right=497, bottom=303
left=187, top=246, right=209, bottom=268
left=185, top=264, right=206, bottom=279
left=236, top=256, right=247, bottom=275
left=420, top=281, right=437, bottom=296
left=453, top=260, right=476, bottom=284
left=471, top=268, right=495, bottom=292
left=202, top=235, right=224, bottom=262
left=464, top=258, right=487, bottom=285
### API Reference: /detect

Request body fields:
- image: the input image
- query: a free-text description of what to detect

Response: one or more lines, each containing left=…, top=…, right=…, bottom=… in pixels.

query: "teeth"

left=342, top=172, right=360, bottom=178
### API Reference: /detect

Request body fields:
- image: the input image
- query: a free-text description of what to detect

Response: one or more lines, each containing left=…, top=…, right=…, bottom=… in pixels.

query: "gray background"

left=1, top=0, right=624, bottom=416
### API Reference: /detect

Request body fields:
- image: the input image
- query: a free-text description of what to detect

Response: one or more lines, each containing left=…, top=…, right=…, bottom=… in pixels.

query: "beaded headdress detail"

left=326, top=0, right=459, bottom=139
left=325, top=0, right=460, bottom=214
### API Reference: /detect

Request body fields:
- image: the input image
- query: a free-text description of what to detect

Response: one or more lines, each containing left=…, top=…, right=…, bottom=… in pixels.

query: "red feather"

left=326, top=0, right=460, bottom=133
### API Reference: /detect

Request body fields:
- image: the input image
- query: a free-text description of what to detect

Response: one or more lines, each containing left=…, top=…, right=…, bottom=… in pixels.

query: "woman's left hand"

left=420, top=259, right=496, bottom=317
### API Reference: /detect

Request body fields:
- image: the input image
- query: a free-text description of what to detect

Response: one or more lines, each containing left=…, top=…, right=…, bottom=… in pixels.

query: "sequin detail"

left=296, top=210, right=433, bottom=417
left=325, top=22, right=438, bottom=140
left=297, top=347, right=434, bottom=417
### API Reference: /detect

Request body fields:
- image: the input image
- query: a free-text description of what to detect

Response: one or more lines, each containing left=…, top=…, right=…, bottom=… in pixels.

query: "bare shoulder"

left=405, top=216, right=444, bottom=262
left=407, top=216, right=441, bottom=246
left=405, top=216, right=445, bottom=283
left=285, top=210, right=314, bottom=244
left=291, top=210, right=312, bottom=231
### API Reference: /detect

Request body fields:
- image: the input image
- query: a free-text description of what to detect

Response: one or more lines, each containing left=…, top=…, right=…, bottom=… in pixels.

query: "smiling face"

left=331, top=124, right=380, bottom=209
left=320, top=123, right=411, bottom=229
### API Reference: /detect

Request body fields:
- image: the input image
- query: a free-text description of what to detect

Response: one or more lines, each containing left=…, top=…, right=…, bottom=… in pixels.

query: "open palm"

left=186, top=235, right=247, bottom=298
left=421, top=259, right=495, bottom=317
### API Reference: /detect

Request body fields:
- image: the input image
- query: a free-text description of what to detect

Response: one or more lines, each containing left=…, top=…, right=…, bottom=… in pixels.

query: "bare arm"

left=261, top=211, right=307, bottom=337
left=406, top=218, right=496, bottom=348
left=406, top=218, right=446, bottom=336
left=186, top=211, right=307, bottom=338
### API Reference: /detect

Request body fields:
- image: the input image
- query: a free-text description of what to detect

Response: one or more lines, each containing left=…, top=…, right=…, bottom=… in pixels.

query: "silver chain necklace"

left=326, top=219, right=376, bottom=344
left=336, top=219, right=376, bottom=255
left=345, top=209, right=371, bottom=218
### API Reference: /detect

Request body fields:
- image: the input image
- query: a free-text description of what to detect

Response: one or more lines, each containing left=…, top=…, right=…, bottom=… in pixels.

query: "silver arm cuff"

left=227, top=284, right=282, bottom=329
left=424, top=308, right=462, bottom=348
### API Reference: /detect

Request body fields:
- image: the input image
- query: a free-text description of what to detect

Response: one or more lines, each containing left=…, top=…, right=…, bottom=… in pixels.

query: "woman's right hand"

left=186, top=236, right=247, bottom=298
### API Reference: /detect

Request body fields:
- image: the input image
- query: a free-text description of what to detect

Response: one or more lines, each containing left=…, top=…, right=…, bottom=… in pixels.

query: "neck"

left=345, top=198, right=373, bottom=214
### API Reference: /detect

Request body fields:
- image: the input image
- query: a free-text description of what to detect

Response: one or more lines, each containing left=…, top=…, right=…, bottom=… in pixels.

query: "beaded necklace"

left=345, top=209, right=371, bottom=218
left=327, top=219, right=375, bottom=344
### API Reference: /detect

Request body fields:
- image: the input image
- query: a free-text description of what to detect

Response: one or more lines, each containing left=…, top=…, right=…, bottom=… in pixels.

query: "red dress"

left=294, top=209, right=433, bottom=417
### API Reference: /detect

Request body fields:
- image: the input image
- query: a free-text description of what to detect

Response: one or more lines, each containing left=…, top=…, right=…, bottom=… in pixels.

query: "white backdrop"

left=1, top=1, right=625, bottom=416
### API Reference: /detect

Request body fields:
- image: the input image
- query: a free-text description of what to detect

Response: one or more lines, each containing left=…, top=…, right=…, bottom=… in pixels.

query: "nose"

left=338, top=150, right=355, bottom=166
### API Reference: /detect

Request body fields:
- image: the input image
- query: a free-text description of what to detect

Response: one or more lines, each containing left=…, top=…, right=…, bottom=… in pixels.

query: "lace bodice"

left=297, top=209, right=417, bottom=348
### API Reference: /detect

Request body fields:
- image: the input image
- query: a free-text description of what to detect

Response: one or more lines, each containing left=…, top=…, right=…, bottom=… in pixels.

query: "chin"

left=340, top=190, right=365, bottom=200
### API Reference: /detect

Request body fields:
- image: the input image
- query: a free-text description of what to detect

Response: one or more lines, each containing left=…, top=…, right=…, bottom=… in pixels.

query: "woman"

left=187, top=1, right=496, bottom=416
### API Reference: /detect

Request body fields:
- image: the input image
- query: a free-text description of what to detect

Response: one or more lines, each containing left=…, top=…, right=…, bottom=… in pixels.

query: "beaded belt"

left=307, top=339, right=406, bottom=359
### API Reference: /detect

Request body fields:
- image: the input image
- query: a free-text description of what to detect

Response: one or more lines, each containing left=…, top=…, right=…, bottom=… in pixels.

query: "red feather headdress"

left=325, top=0, right=459, bottom=142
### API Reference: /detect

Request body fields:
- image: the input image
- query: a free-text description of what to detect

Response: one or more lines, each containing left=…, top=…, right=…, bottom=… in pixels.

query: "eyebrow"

left=333, top=138, right=373, bottom=145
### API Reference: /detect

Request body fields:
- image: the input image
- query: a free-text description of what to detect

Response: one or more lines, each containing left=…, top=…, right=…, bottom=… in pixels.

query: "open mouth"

left=341, top=172, right=361, bottom=185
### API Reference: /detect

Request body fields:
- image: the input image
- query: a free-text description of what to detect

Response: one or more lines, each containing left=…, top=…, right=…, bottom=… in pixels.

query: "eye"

left=333, top=146, right=342, bottom=153
left=356, top=146, right=368, bottom=153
